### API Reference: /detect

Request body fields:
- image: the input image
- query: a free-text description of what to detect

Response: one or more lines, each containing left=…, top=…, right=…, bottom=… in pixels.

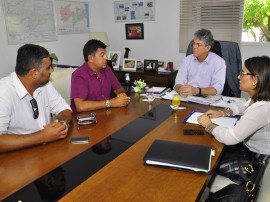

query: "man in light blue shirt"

left=175, top=29, right=226, bottom=98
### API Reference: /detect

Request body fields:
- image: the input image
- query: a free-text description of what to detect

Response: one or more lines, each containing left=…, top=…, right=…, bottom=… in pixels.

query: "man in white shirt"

left=175, top=29, right=226, bottom=97
left=0, top=44, right=72, bottom=152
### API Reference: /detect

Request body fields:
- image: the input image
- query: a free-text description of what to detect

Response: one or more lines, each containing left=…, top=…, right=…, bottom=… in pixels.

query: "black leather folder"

left=143, top=139, right=212, bottom=173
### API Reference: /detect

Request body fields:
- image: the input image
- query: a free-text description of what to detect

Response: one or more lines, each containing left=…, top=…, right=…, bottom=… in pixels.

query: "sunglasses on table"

left=30, top=98, right=39, bottom=119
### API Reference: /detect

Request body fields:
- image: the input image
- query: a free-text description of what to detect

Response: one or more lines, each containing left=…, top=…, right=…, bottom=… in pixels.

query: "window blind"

left=179, top=0, right=244, bottom=52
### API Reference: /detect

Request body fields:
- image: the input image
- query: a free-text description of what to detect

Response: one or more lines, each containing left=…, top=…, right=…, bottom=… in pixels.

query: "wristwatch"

left=198, top=87, right=202, bottom=96
left=60, top=120, right=70, bottom=129
left=105, top=100, right=111, bottom=108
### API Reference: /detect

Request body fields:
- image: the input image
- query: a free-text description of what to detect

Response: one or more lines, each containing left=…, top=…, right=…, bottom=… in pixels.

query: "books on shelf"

left=144, top=139, right=212, bottom=173
left=183, top=111, right=238, bottom=127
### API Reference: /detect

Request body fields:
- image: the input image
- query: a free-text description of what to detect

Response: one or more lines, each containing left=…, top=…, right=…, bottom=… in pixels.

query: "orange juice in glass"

left=172, top=94, right=181, bottom=107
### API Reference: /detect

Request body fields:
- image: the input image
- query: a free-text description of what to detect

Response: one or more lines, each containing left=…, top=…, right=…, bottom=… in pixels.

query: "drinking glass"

left=145, top=87, right=154, bottom=102
left=172, top=94, right=181, bottom=107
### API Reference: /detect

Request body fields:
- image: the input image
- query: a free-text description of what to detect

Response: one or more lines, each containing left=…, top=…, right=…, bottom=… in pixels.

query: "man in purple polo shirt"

left=175, top=29, right=226, bottom=98
left=71, top=39, right=130, bottom=114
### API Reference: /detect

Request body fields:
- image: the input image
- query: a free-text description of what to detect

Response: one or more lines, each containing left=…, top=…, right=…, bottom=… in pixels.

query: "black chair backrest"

left=210, top=41, right=222, bottom=58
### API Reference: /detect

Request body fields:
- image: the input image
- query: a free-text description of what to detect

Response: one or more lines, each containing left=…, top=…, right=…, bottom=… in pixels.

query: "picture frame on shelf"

left=125, top=23, right=144, bottom=40
left=144, top=60, right=158, bottom=72
left=165, top=62, right=174, bottom=72
left=158, top=61, right=170, bottom=73
left=108, top=51, right=121, bottom=69
left=158, top=61, right=166, bottom=71
left=123, top=59, right=137, bottom=71
left=136, top=61, right=144, bottom=70
left=158, top=61, right=166, bottom=68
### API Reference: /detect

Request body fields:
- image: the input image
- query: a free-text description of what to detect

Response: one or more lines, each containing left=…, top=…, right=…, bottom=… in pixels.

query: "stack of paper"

left=187, top=95, right=221, bottom=105
left=146, top=87, right=170, bottom=96
left=162, top=90, right=188, bottom=101
left=162, top=91, right=221, bottom=105
left=210, top=96, right=246, bottom=108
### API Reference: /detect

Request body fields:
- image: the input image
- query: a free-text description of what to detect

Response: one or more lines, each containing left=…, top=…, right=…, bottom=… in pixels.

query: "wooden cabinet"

left=55, top=64, right=177, bottom=89
left=114, top=70, right=177, bottom=89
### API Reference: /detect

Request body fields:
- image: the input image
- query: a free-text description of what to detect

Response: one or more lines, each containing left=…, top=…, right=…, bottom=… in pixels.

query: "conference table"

left=0, top=93, right=224, bottom=202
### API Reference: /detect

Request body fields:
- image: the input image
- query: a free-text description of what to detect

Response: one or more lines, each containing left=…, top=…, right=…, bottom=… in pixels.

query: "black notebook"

left=143, top=139, right=212, bottom=173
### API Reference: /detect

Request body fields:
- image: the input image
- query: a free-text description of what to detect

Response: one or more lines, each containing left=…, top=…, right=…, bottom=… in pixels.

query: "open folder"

left=183, top=111, right=238, bottom=127
left=144, top=139, right=212, bottom=173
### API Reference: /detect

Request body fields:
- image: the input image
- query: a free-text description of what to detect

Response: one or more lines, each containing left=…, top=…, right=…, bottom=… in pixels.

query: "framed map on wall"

left=114, top=0, right=155, bottom=22
left=2, top=0, right=57, bottom=44
left=55, top=1, right=90, bottom=35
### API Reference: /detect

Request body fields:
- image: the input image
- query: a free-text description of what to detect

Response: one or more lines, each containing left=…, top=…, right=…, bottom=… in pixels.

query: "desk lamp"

left=90, top=32, right=110, bottom=46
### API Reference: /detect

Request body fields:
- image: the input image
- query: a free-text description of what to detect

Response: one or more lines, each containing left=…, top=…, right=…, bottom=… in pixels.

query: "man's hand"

left=110, top=96, right=131, bottom=107
left=178, top=84, right=198, bottom=97
left=42, top=121, right=68, bottom=143
left=117, top=92, right=128, bottom=97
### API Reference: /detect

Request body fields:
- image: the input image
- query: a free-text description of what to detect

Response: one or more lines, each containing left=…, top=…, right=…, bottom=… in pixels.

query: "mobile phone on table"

left=77, top=113, right=97, bottom=125
left=70, top=136, right=90, bottom=144
left=183, top=129, right=204, bottom=135
left=77, top=113, right=96, bottom=121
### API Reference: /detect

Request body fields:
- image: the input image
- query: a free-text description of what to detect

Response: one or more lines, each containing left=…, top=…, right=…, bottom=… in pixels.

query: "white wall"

left=0, top=0, right=270, bottom=80
left=92, top=0, right=184, bottom=68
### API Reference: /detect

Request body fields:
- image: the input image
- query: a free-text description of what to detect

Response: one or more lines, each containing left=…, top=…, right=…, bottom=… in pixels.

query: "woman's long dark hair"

left=245, top=56, right=270, bottom=102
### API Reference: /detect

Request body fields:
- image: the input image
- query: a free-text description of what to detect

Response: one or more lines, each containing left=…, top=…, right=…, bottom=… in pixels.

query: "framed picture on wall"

left=108, top=51, right=121, bottom=69
left=123, top=59, right=137, bottom=71
left=144, top=60, right=158, bottom=72
left=125, top=23, right=144, bottom=40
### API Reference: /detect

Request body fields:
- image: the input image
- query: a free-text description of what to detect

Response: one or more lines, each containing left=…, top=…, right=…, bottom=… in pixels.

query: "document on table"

left=184, top=111, right=238, bottom=127
left=162, top=91, right=220, bottom=105
left=161, top=90, right=188, bottom=101
left=210, top=96, right=246, bottom=108
left=147, top=87, right=170, bottom=96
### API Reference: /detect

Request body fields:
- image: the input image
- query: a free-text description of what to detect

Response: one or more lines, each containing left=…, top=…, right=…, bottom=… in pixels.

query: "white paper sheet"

left=184, top=111, right=238, bottom=127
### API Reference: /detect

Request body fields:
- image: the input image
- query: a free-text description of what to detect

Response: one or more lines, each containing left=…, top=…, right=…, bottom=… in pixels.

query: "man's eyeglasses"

left=30, top=98, right=39, bottom=119
left=192, top=41, right=205, bottom=48
left=240, top=71, right=255, bottom=77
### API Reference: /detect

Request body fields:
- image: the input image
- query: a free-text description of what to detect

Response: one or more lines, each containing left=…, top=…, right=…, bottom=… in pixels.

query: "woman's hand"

left=204, top=109, right=224, bottom=118
left=197, top=114, right=212, bottom=128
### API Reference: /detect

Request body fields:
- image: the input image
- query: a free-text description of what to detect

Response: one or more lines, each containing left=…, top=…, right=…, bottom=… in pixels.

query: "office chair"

left=219, top=41, right=242, bottom=97
left=186, top=40, right=241, bottom=97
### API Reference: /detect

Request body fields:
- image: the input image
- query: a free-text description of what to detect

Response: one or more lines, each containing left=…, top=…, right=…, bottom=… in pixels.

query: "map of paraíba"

left=56, top=1, right=90, bottom=35
left=2, top=0, right=57, bottom=44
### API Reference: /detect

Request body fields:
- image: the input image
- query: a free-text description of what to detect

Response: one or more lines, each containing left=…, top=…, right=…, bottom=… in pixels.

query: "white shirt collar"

left=12, top=72, right=41, bottom=100
left=12, top=72, right=28, bottom=100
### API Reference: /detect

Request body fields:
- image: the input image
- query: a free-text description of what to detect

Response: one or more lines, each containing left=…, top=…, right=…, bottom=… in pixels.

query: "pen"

left=221, top=97, right=232, bottom=103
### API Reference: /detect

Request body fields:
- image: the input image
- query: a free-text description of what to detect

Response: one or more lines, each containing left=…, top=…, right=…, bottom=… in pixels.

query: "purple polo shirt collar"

left=82, top=62, right=103, bottom=77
